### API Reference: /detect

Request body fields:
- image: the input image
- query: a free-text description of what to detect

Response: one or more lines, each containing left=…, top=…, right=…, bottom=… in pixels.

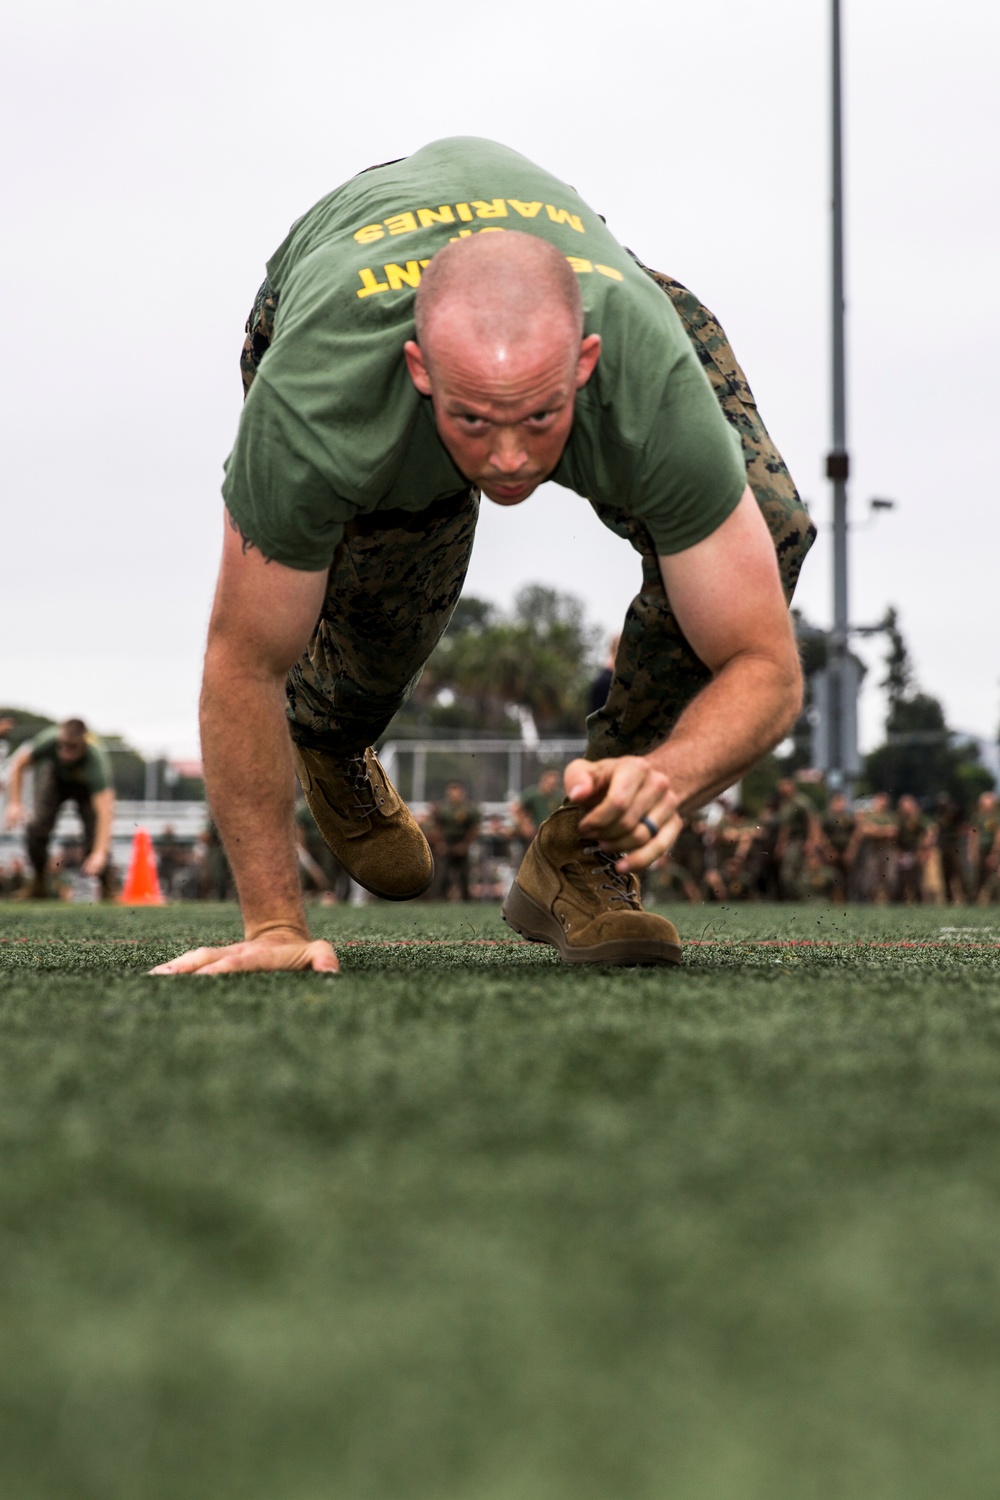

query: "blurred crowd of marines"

left=2, top=717, right=998, bottom=908
left=652, top=783, right=1000, bottom=908
left=144, top=775, right=999, bottom=909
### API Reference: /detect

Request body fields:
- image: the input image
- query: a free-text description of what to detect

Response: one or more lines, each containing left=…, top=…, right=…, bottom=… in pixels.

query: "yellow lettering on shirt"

left=384, top=212, right=418, bottom=236
left=455, top=203, right=475, bottom=222
left=507, top=200, right=543, bottom=218
left=354, top=223, right=385, bottom=244
left=472, top=199, right=508, bottom=219
left=356, top=267, right=390, bottom=299
left=566, top=256, right=593, bottom=274
left=595, top=263, right=624, bottom=281
left=545, top=205, right=584, bottom=233
left=417, top=206, right=456, bottom=228
left=385, top=260, right=423, bottom=290
left=449, top=228, right=506, bottom=241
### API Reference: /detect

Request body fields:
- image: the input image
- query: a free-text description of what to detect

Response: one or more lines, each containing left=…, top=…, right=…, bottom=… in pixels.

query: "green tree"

left=0, top=707, right=55, bottom=753
left=401, top=586, right=603, bottom=735
left=862, top=611, right=994, bottom=808
left=879, top=605, right=914, bottom=716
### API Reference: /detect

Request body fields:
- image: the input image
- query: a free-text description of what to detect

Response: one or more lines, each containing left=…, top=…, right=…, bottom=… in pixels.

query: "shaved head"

left=403, top=232, right=600, bottom=509
left=414, top=232, right=583, bottom=366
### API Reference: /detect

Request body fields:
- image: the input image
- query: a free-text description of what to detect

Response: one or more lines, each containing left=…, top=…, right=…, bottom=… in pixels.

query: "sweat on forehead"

left=413, top=232, right=584, bottom=353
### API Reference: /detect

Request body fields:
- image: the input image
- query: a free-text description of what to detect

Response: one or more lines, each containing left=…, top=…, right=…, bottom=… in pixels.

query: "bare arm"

left=566, top=488, right=802, bottom=870
left=151, top=513, right=337, bottom=975
left=3, top=748, right=30, bottom=825
left=82, top=788, right=115, bottom=875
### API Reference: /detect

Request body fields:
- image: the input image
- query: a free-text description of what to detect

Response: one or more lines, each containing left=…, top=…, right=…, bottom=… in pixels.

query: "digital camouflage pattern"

left=240, top=281, right=279, bottom=399
left=284, top=491, right=479, bottom=753
left=240, top=263, right=814, bottom=759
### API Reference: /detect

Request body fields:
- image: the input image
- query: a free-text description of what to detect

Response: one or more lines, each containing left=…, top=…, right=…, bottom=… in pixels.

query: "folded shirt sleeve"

left=221, top=377, right=352, bottom=571
left=629, top=350, right=747, bottom=556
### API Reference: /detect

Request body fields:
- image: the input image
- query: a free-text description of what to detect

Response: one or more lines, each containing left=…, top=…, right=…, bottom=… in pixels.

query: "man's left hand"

left=82, top=850, right=108, bottom=877
left=149, top=927, right=339, bottom=976
left=565, top=756, right=683, bottom=873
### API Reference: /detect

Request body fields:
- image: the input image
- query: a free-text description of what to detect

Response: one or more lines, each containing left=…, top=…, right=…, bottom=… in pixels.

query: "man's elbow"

left=203, top=626, right=297, bottom=686
left=774, top=648, right=804, bottom=739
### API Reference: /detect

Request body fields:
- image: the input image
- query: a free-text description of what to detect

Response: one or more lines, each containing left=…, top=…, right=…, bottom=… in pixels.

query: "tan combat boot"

left=503, top=804, right=682, bottom=966
left=293, top=744, right=434, bottom=901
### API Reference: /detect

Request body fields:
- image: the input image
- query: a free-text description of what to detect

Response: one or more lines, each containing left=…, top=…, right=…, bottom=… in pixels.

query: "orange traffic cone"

left=120, top=827, right=165, bottom=905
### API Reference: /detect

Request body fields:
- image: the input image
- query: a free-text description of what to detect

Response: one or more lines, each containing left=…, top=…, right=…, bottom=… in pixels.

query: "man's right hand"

left=190, top=510, right=332, bottom=973
left=3, top=800, right=24, bottom=830
left=149, top=926, right=339, bottom=976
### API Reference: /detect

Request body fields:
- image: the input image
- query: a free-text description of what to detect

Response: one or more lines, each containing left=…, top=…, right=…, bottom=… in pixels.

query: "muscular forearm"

left=200, top=641, right=308, bottom=941
left=92, top=791, right=114, bottom=856
left=647, top=650, right=802, bottom=815
left=6, top=755, right=26, bottom=806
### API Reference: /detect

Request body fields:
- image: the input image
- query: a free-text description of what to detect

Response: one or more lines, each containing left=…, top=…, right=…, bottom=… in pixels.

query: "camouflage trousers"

left=241, top=269, right=815, bottom=759
left=26, top=765, right=114, bottom=897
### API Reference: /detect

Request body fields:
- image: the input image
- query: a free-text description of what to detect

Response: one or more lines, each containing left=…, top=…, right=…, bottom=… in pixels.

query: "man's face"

left=446, top=783, right=465, bottom=803
left=56, top=735, right=85, bottom=765
left=404, top=326, right=600, bottom=507
left=539, top=769, right=559, bottom=794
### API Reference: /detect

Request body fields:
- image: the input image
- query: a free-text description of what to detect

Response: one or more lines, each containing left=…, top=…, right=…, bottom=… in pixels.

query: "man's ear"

left=575, top=333, right=601, bottom=390
left=403, top=339, right=433, bottom=396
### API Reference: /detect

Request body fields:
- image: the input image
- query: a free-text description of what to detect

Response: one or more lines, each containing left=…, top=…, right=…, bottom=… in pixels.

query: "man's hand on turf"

left=149, top=925, right=339, bottom=977
left=565, top=756, right=683, bottom=873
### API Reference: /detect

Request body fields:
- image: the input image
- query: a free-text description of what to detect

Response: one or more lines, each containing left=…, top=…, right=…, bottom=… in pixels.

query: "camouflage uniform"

left=240, top=268, right=814, bottom=763
left=820, top=804, right=856, bottom=904
left=932, top=798, right=967, bottom=904
left=427, top=796, right=482, bottom=902
left=775, top=792, right=814, bottom=902
left=971, top=803, right=1000, bottom=903
left=26, top=761, right=114, bottom=900
left=893, top=805, right=927, bottom=904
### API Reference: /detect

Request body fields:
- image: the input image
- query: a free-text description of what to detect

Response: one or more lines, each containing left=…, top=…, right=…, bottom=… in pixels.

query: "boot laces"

left=342, top=754, right=378, bottom=817
left=567, top=840, right=642, bottom=910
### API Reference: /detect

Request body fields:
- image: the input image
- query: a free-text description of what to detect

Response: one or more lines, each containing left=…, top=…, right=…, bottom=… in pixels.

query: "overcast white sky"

left=4, top=0, right=998, bottom=761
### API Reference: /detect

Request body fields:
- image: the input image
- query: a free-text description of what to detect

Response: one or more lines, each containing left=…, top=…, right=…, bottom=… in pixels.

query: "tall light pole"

left=827, top=0, right=852, bottom=791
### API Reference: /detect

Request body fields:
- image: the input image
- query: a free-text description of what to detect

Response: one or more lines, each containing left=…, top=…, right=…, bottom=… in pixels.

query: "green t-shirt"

left=518, top=784, right=564, bottom=830
left=821, top=808, right=856, bottom=850
left=432, top=800, right=481, bottom=848
left=28, top=727, right=112, bottom=795
left=778, top=795, right=812, bottom=843
left=975, top=809, right=1000, bottom=855
left=224, top=137, right=747, bottom=571
left=895, top=811, right=926, bottom=855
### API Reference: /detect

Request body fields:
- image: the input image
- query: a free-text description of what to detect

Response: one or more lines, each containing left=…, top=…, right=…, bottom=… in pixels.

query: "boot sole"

left=501, top=882, right=682, bottom=967
left=302, top=825, right=435, bottom=901
left=294, top=748, right=435, bottom=901
left=363, top=855, right=435, bottom=903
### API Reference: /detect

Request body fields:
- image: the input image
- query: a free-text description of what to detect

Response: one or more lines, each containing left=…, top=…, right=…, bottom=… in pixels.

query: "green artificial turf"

left=2, top=901, right=1000, bottom=1500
